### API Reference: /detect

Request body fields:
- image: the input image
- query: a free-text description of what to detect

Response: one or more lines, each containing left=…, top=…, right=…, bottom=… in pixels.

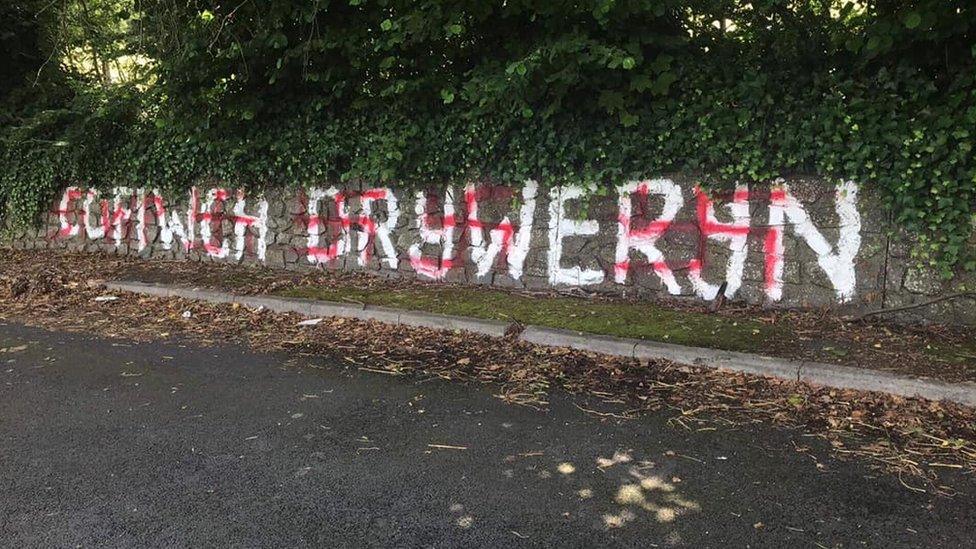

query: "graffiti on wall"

left=53, top=179, right=862, bottom=303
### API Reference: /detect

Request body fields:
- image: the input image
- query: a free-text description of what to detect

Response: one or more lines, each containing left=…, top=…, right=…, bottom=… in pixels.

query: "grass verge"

left=278, top=286, right=780, bottom=353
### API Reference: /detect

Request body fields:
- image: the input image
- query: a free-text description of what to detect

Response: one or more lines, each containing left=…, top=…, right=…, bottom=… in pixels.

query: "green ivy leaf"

left=904, top=12, right=922, bottom=29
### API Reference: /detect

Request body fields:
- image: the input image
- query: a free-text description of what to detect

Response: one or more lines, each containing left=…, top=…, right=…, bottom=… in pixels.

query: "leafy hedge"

left=1, top=0, right=974, bottom=273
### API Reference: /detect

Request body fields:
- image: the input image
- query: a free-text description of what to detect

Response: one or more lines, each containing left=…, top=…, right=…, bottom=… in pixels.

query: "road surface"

left=0, top=322, right=972, bottom=547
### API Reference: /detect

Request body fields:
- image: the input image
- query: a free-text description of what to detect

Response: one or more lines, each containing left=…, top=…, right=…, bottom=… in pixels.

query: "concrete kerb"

left=103, top=281, right=509, bottom=338
left=396, top=309, right=510, bottom=338
left=103, top=280, right=173, bottom=299
left=521, top=326, right=976, bottom=407
left=104, top=280, right=976, bottom=407
left=798, top=362, right=976, bottom=407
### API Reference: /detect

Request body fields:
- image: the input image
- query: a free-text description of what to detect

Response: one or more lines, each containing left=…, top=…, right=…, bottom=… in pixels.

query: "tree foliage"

left=1, top=0, right=975, bottom=273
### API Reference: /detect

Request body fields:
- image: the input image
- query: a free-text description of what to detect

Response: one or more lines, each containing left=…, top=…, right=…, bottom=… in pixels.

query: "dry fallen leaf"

left=1, top=248, right=975, bottom=492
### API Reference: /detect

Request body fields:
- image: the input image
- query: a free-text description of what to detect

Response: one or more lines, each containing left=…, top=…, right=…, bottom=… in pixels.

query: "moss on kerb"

left=921, top=339, right=976, bottom=365
left=277, top=286, right=777, bottom=352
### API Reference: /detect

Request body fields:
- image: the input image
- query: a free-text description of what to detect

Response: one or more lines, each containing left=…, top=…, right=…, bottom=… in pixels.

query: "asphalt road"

left=1, top=322, right=973, bottom=548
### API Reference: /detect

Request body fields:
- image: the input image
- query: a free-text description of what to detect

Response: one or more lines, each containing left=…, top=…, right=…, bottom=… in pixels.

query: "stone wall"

left=6, top=177, right=974, bottom=325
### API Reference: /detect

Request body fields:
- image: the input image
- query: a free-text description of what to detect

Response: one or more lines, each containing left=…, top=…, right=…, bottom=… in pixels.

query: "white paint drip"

left=108, top=187, right=133, bottom=247
left=614, top=179, right=683, bottom=294
left=687, top=185, right=751, bottom=300
left=82, top=189, right=106, bottom=240
left=57, top=187, right=81, bottom=238
left=547, top=185, right=604, bottom=286
left=151, top=187, right=197, bottom=252
left=49, top=180, right=866, bottom=305
left=765, top=180, right=861, bottom=302
left=356, top=188, right=400, bottom=269
left=408, top=188, right=456, bottom=280
left=466, top=180, right=537, bottom=280
left=198, top=188, right=231, bottom=259
left=81, top=187, right=132, bottom=243
left=231, top=190, right=269, bottom=261
left=135, top=188, right=150, bottom=252
left=306, top=187, right=350, bottom=264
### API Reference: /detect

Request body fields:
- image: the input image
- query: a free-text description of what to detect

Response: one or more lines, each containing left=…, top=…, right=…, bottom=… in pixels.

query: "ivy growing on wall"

left=1, top=0, right=974, bottom=275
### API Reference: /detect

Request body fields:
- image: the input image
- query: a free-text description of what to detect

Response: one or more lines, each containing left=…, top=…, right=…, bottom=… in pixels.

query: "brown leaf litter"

left=1, top=248, right=975, bottom=494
